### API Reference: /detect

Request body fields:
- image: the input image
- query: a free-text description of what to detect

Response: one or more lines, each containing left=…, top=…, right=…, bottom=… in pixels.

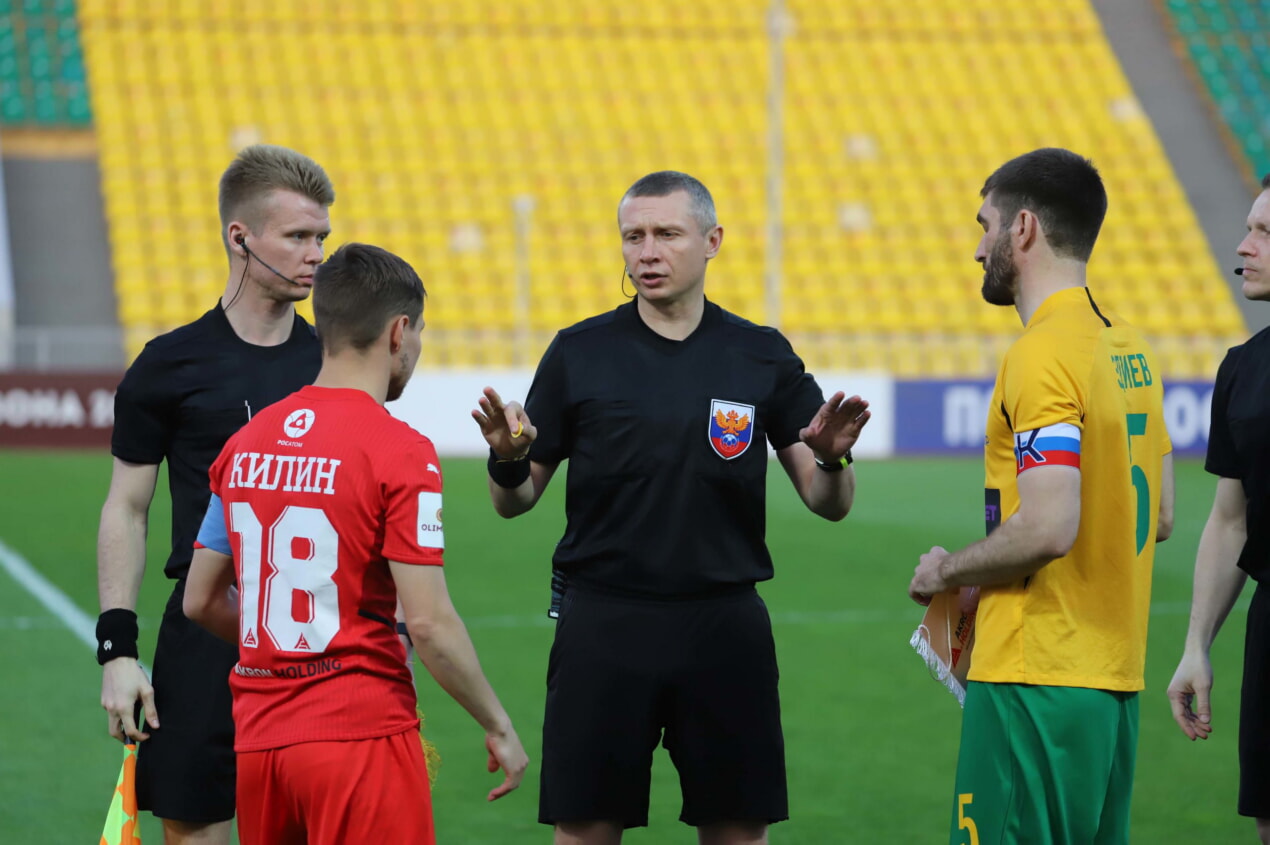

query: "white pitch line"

left=0, top=536, right=96, bottom=650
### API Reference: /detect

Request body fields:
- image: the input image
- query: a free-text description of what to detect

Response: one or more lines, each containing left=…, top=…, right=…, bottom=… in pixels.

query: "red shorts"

left=237, top=729, right=434, bottom=845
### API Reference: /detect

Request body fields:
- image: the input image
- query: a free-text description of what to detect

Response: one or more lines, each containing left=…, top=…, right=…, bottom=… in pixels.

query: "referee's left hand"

left=472, top=386, right=537, bottom=460
left=799, top=392, right=870, bottom=461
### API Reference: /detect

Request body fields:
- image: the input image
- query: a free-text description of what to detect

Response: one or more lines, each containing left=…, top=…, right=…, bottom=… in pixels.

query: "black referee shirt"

left=1207, top=326, right=1270, bottom=580
left=111, top=304, right=321, bottom=579
left=526, top=299, right=826, bottom=598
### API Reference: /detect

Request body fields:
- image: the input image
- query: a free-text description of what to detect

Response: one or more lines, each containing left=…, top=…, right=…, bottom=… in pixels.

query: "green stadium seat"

left=1167, top=1, right=1270, bottom=176
left=1, top=79, right=26, bottom=121
left=0, top=0, right=90, bottom=126
left=64, top=80, right=88, bottom=123
left=31, top=79, right=58, bottom=122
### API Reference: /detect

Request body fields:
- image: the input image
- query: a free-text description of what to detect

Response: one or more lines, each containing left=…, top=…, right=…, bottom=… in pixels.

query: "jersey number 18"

left=228, top=503, right=341, bottom=654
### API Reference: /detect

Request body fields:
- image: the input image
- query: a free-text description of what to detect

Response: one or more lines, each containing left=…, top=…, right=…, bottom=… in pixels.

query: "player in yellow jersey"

left=910, top=148, right=1175, bottom=845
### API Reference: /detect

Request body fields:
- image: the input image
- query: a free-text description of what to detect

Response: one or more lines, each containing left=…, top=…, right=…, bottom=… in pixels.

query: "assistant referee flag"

left=99, top=742, right=141, bottom=845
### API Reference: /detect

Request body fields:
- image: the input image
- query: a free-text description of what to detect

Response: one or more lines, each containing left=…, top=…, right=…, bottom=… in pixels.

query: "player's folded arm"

left=182, top=494, right=238, bottom=643
left=941, top=463, right=1082, bottom=592
left=1012, top=463, right=1082, bottom=564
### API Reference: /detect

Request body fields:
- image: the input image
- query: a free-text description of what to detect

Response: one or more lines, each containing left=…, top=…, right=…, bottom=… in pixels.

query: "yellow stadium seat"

left=80, top=0, right=1245, bottom=374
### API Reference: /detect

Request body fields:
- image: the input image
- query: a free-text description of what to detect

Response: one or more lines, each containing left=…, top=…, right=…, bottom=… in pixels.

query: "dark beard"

left=980, top=232, right=1017, bottom=306
left=386, top=351, right=410, bottom=402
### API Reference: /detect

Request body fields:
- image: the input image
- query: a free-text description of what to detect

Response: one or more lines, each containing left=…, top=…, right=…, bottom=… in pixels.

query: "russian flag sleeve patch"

left=1014, top=422, right=1081, bottom=474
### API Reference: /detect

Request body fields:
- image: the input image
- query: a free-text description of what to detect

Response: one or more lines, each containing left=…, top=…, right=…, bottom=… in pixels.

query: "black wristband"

left=488, top=448, right=531, bottom=488
left=96, top=608, right=139, bottom=665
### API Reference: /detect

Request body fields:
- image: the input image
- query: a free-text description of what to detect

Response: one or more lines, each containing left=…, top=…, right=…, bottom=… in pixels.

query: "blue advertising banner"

left=894, top=380, right=1213, bottom=456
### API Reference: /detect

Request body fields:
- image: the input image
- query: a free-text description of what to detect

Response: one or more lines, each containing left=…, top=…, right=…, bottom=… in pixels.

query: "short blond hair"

left=218, top=145, right=334, bottom=247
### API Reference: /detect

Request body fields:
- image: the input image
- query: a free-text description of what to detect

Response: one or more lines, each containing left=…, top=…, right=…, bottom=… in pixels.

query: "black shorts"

left=1241, top=581, right=1270, bottom=817
left=136, top=579, right=238, bottom=823
left=539, top=585, right=787, bottom=829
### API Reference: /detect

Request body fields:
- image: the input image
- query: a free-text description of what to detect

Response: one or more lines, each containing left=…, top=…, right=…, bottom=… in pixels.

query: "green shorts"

left=949, top=682, right=1139, bottom=845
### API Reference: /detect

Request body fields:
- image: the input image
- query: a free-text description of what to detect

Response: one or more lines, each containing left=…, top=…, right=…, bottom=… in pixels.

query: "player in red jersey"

left=183, top=242, right=528, bottom=845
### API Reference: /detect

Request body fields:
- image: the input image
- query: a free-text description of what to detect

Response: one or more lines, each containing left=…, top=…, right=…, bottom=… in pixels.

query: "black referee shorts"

left=1241, top=581, right=1270, bottom=818
left=135, top=579, right=238, bottom=823
left=539, top=585, right=788, bottom=829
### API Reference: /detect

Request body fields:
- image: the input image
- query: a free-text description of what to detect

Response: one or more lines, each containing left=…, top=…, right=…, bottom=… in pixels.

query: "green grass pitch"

left=0, top=450, right=1245, bottom=842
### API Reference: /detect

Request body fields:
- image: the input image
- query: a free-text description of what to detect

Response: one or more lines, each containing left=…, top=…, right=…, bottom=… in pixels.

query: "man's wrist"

left=488, top=448, right=531, bottom=488
left=1183, top=631, right=1214, bottom=656
left=96, top=608, right=140, bottom=665
left=483, top=714, right=515, bottom=737
left=813, top=450, right=853, bottom=472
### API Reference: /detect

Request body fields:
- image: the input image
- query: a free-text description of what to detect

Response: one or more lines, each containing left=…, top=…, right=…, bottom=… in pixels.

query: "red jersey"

left=206, top=385, right=444, bottom=752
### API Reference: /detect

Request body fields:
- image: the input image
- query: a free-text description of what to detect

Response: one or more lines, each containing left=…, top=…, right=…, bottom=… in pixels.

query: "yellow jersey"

left=969, top=287, right=1171, bottom=692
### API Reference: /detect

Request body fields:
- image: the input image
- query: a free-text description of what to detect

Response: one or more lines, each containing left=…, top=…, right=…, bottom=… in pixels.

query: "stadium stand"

left=1164, top=0, right=1270, bottom=178
left=77, top=0, right=1247, bottom=374
left=0, top=0, right=90, bottom=126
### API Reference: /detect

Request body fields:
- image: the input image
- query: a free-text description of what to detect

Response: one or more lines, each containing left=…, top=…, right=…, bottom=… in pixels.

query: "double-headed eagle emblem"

left=713, top=409, right=751, bottom=437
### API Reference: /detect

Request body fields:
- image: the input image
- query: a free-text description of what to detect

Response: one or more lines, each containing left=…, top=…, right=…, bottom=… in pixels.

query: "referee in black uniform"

left=1168, top=172, right=1270, bottom=844
left=96, top=145, right=331, bottom=844
left=473, top=171, right=871, bottom=845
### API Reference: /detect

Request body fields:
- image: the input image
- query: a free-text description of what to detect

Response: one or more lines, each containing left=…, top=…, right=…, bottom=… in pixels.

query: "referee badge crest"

left=709, top=399, right=755, bottom=460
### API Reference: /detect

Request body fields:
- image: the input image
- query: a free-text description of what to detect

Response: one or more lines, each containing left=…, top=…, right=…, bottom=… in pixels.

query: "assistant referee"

left=95, top=145, right=331, bottom=844
left=1168, top=172, right=1270, bottom=844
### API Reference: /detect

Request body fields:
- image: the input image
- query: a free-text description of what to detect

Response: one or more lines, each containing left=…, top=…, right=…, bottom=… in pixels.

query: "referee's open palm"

left=472, top=386, right=537, bottom=459
left=799, top=391, right=871, bottom=458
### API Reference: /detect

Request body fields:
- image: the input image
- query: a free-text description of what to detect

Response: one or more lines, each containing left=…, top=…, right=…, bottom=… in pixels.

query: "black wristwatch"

left=814, top=451, right=853, bottom=472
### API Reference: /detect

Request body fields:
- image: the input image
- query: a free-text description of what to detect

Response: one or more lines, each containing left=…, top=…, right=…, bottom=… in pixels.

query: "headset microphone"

left=1235, top=267, right=1245, bottom=275
left=237, top=235, right=303, bottom=285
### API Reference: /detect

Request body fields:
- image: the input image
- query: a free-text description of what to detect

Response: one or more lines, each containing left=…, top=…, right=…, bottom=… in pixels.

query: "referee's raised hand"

left=798, top=391, right=871, bottom=459
left=472, top=386, right=537, bottom=459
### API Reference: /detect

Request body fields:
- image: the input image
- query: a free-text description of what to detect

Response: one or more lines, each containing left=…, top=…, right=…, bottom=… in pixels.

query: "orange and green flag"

left=100, top=742, right=141, bottom=845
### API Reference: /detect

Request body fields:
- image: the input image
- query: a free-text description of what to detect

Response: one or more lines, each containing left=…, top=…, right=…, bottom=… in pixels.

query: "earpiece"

left=234, top=235, right=300, bottom=286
